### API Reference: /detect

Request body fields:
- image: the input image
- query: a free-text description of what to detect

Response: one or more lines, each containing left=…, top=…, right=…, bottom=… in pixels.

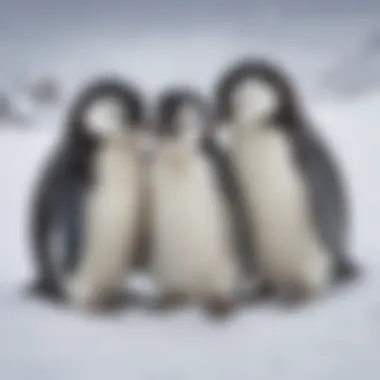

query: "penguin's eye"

left=84, top=97, right=127, bottom=136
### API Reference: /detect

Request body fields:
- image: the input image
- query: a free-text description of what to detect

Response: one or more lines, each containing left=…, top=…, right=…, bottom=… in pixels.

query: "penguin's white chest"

left=150, top=151, right=236, bottom=299
left=89, top=146, right=141, bottom=241
left=68, top=144, right=142, bottom=306
left=233, top=128, right=331, bottom=289
left=236, top=129, right=308, bottom=240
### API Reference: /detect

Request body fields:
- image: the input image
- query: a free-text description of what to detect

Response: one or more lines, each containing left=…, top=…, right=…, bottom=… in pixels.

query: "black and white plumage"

left=29, top=77, right=147, bottom=311
left=214, top=58, right=359, bottom=303
left=149, top=88, right=239, bottom=315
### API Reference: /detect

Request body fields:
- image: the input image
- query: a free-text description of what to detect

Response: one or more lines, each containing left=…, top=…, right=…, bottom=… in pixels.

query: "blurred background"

left=0, top=1, right=379, bottom=379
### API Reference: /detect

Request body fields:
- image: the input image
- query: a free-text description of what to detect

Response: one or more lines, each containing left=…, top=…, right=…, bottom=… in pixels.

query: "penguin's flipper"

left=29, top=142, right=84, bottom=300
left=292, top=126, right=360, bottom=284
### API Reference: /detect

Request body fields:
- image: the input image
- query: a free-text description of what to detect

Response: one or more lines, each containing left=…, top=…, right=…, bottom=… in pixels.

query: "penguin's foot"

left=250, top=279, right=277, bottom=303
left=278, top=281, right=321, bottom=308
left=26, top=277, right=66, bottom=302
left=91, top=291, right=131, bottom=313
left=155, top=293, right=186, bottom=312
left=204, top=297, right=235, bottom=319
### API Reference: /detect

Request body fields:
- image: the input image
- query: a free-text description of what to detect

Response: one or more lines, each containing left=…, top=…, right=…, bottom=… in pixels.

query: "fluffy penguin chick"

left=150, top=89, right=238, bottom=316
left=65, top=80, right=145, bottom=312
left=215, top=60, right=333, bottom=303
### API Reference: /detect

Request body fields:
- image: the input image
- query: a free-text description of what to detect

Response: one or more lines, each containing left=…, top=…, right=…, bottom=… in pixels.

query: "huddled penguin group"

left=28, top=58, right=360, bottom=317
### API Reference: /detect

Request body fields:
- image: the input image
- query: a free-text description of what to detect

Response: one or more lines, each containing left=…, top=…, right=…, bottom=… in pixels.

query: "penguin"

left=149, top=88, right=239, bottom=316
left=29, top=77, right=147, bottom=311
left=213, top=58, right=359, bottom=304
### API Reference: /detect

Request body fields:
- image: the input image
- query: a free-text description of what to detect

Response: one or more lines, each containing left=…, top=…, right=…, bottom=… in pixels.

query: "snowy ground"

left=0, top=91, right=379, bottom=379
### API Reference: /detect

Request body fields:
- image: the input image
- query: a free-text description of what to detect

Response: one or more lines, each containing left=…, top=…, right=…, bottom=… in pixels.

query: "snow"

left=0, top=77, right=380, bottom=380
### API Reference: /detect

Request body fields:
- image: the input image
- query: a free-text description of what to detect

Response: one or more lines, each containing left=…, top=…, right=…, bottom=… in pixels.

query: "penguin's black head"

left=215, top=58, right=303, bottom=130
left=66, top=77, right=145, bottom=143
left=155, top=88, right=209, bottom=147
